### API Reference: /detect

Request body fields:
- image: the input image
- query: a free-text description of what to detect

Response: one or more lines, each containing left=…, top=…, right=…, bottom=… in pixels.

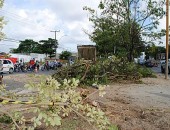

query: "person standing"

left=20, top=60, right=24, bottom=72
left=35, top=60, right=40, bottom=71
left=0, top=60, right=3, bottom=72
left=0, top=60, right=3, bottom=84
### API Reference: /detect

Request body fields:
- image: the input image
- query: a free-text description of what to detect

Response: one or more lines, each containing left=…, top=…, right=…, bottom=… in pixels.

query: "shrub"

left=138, top=66, right=156, bottom=78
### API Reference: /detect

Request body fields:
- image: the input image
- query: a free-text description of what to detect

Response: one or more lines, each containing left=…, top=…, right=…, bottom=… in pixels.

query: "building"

left=77, top=45, right=96, bottom=61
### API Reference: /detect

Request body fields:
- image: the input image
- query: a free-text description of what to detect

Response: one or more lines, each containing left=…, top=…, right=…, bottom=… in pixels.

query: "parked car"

left=0, top=59, right=14, bottom=74
left=160, top=60, right=166, bottom=64
left=161, top=60, right=170, bottom=73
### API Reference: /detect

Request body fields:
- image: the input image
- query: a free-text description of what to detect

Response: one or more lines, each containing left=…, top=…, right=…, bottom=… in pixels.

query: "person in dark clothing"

left=0, top=60, right=3, bottom=72
left=0, top=60, right=3, bottom=84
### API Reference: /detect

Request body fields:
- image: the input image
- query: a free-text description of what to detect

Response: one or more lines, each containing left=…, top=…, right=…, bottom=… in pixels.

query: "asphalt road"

left=1, top=65, right=169, bottom=92
left=3, top=69, right=55, bottom=76
left=2, top=69, right=56, bottom=91
left=151, top=64, right=170, bottom=77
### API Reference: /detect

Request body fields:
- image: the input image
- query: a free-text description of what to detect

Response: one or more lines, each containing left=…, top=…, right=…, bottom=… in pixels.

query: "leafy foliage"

left=145, top=44, right=166, bottom=60
left=59, top=50, right=72, bottom=60
left=0, top=0, right=5, bottom=40
left=84, top=0, right=166, bottom=61
left=39, top=38, right=57, bottom=58
left=0, top=76, right=117, bottom=130
left=138, top=66, right=156, bottom=78
left=12, top=39, right=41, bottom=54
left=53, top=56, right=155, bottom=85
left=11, top=38, right=57, bottom=58
left=0, top=114, right=12, bottom=124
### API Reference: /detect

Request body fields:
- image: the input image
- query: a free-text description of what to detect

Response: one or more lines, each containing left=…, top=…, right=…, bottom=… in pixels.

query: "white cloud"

left=2, top=0, right=166, bottom=54
left=0, top=0, right=99, bottom=53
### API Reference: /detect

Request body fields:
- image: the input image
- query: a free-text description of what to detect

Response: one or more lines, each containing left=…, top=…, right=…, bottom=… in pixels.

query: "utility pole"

left=51, top=30, right=60, bottom=59
left=165, top=0, right=169, bottom=79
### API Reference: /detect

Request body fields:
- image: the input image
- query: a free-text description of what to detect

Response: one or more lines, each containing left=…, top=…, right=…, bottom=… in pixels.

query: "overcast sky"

left=0, top=0, right=99, bottom=53
left=0, top=0, right=167, bottom=53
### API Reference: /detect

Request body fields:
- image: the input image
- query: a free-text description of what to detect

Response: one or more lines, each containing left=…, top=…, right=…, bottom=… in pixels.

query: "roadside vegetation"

left=52, top=56, right=156, bottom=86
left=0, top=0, right=167, bottom=130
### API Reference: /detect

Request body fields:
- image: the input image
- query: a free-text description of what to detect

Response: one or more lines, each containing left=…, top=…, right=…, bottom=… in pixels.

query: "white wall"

left=9, top=53, right=31, bottom=62
left=30, top=53, right=46, bottom=62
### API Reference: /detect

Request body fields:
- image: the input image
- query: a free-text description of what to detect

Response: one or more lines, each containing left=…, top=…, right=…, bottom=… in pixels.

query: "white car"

left=0, top=59, right=14, bottom=74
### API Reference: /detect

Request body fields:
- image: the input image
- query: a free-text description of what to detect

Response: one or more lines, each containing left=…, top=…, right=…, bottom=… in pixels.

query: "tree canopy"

left=84, top=0, right=166, bottom=61
left=59, top=51, right=72, bottom=60
left=12, top=39, right=41, bottom=53
left=12, top=38, right=58, bottom=58
left=39, top=38, right=57, bottom=58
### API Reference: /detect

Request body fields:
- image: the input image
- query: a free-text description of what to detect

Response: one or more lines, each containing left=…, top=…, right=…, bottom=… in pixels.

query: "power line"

left=0, top=9, right=53, bottom=31
left=0, top=44, right=18, bottom=47
left=1, top=37, right=75, bottom=51
left=1, top=39, right=19, bottom=43
left=3, top=38, right=20, bottom=42
left=0, top=9, right=52, bottom=31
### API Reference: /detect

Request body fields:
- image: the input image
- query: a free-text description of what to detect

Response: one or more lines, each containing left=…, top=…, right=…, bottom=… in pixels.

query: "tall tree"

left=145, top=44, right=166, bottom=59
left=39, top=38, right=58, bottom=58
left=12, top=39, right=41, bottom=54
left=59, top=51, right=72, bottom=60
left=84, top=0, right=165, bottom=61
left=0, top=0, right=5, bottom=40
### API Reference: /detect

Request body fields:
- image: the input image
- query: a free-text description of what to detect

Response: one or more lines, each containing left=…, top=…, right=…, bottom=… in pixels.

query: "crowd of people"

left=13, top=59, right=62, bottom=72
left=14, top=59, right=40, bottom=72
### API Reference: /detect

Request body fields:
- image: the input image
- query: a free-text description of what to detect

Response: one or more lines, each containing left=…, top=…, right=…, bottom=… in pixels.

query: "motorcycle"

left=14, top=64, right=21, bottom=72
left=14, top=63, right=28, bottom=72
left=41, top=63, right=50, bottom=71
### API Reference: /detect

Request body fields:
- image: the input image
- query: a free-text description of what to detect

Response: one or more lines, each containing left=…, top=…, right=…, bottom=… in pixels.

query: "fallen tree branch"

left=81, top=63, right=90, bottom=81
left=0, top=109, right=21, bottom=130
left=68, top=106, right=98, bottom=130
left=83, top=89, right=99, bottom=102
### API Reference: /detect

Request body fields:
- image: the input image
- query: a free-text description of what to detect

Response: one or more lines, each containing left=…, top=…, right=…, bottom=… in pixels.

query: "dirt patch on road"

left=87, top=74, right=170, bottom=130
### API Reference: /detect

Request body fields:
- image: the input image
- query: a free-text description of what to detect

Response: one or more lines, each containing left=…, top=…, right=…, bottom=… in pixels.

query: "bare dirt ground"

left=88, top=74, right=170, bottom=130
left=1, top=72, right=170, bottom=130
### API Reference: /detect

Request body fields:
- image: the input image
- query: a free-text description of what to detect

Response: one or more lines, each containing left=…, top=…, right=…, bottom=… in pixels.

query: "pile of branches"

left=52, top=56, right=154, bottom=85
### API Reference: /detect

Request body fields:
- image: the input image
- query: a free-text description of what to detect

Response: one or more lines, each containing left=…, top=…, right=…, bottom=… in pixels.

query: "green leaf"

left=50, top=119, right=55, bottom=126
left=38, top=113, right=43, bottom=120
left=54, top=117, right=61, bottom=126
left=109, top=125, right=119, bottom=130
left=35, top=119, right=42, bottom=126
left=48, top=117, right=52, bottom=122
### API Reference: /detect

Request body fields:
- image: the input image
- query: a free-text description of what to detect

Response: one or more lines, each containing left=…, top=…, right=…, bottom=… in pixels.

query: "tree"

left=12, top=38, right=58, bottom=58
left=0, top=0, right=5, bottom=40
left=84, top=0, right=165, bottom=61
left=13, top=39, right=41, bottom=54
left=39, top=38, right=58, bottom=58
left=59, top=51, right=72, bottom=60
left=145, top=44, right=166, bottom=59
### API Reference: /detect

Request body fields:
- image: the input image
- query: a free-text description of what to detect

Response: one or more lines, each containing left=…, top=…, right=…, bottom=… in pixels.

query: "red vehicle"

left=7, top=57, right=18, bottom=64
left=0, top=56, right=18, bottom=64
